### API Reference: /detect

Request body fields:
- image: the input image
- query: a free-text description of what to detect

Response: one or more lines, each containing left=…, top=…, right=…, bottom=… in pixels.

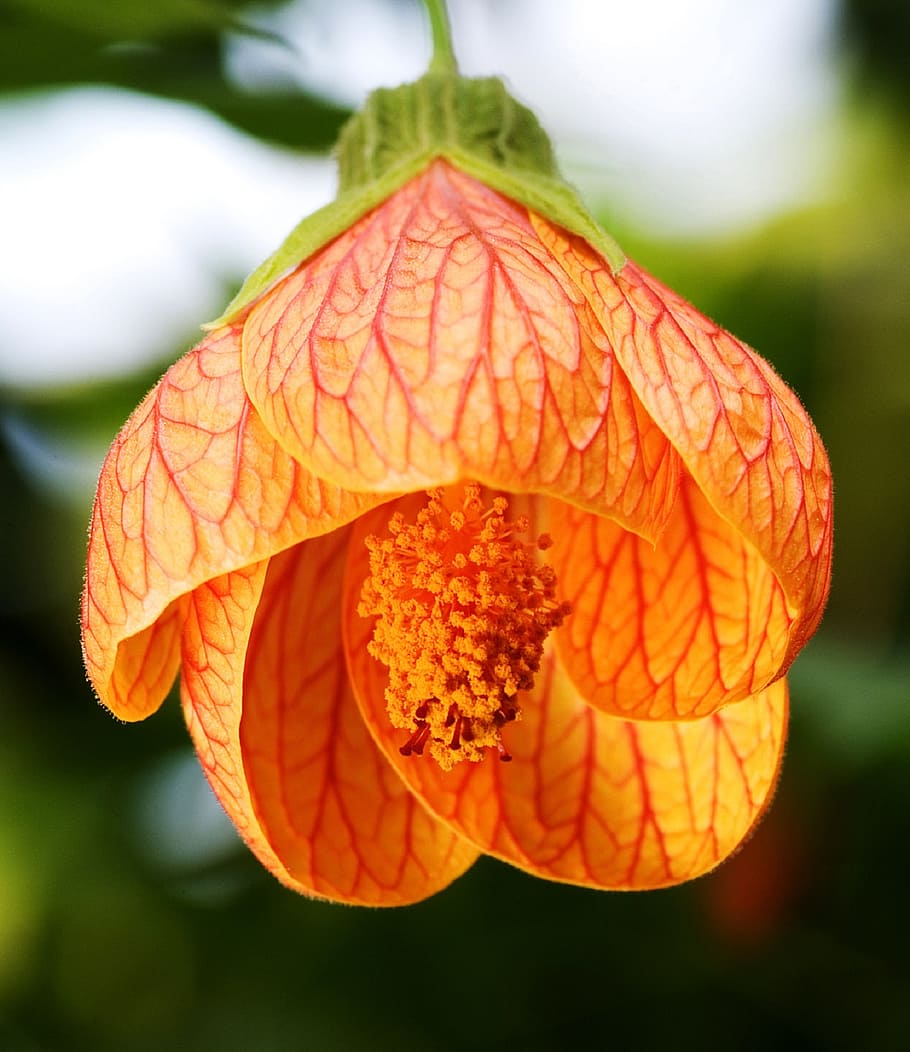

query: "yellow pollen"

left=358, top=485, right=571, bottom=770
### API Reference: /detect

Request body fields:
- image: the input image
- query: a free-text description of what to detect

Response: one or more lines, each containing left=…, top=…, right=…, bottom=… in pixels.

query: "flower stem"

left=422, top=0, right=458, bottom=74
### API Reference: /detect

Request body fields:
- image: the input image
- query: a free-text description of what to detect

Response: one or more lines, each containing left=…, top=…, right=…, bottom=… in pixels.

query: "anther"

left=493, top=700, right=518, bottom=726
left=400, top=723, right=431, bottom=757
left=359, top=484, right=570, bottom=771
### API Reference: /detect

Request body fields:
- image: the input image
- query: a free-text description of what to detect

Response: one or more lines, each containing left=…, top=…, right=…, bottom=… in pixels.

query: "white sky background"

left=0, top=0, right=841, bottom=391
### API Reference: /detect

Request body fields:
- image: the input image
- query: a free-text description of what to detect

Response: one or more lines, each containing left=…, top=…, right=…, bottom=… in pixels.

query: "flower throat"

left=359, top=485, right=570, bottom=770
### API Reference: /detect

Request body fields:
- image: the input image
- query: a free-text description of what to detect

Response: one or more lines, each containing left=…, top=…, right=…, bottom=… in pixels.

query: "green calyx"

left=211, top=72, right=624, bottom=326
left=336, top=72, right=557, bottom=193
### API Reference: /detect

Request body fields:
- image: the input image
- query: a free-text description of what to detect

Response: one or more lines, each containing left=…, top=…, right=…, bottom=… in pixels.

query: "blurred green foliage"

left=0, top=0, right=350, bottom=147
left=1, top=2, right=909, bottom=1051
left=843, top=0, right=910, bottom=108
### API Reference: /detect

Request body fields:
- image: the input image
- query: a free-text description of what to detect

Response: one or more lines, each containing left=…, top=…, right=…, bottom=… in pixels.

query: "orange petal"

left=81, top=324, right=384, bottom=721
left=536, top=223, right=832, bottom=665
left=180, top=561, right=288, bottom=879
left=241, top=160, right=679, bottom=542
left=552, top=478, right=791, bottom=719
left=343, top=497, right=787, bottom=889
left=181, top=533, right=477, bottom=905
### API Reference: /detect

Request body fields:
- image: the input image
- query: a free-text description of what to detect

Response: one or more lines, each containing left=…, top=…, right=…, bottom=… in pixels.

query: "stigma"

left=358, top=485, right=570, bottom=771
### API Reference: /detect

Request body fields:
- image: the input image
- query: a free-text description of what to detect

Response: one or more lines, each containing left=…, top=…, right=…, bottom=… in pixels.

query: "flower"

left=81, top=74, right=832, bottom=906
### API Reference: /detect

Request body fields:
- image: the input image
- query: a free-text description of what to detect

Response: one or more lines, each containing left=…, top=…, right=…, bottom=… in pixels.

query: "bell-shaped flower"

left=82, top=70, right=832, bottom=905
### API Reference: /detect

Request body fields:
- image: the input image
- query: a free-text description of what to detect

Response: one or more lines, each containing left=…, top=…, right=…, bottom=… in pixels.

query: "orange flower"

left=81, top=75, right=832, bottom=905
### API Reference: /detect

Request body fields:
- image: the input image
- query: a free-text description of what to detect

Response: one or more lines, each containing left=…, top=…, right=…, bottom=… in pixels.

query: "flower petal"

left=81, top=324, right=384, bottom=721
left=343, top=497, right=787, bottom=889
left=181, top=534, right=477, bottom=905
left=552, top=479, right=791, bottom=719
left=536, top=225, right=832, bottom=665
left=241, top=160, right=679, bottom=541
left=180, top=561, right=289, bottom=880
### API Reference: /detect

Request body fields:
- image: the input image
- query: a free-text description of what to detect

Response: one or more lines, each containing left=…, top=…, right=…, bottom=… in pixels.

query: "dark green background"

left=1, top=1, right=908, bottom=1049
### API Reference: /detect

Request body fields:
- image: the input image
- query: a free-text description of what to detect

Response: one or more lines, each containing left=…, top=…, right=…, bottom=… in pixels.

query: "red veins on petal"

left=552, top=476, right=791, bottom=720
left=241, top=160, right=679, bottom=543
left=81, top=325, right=384, bottom=720
left=180, top=560, right=290, bottom=877
left=243, top=530, right=478, bottom=903
left=603, top=261, right=833, bottom=661
left=601, top=258, right=828, bottom=660
left=181, top=534, right=476, bottom=905
left=535, top=217, right=832, bottom=665
left=343, top=495, right=788, bottom=889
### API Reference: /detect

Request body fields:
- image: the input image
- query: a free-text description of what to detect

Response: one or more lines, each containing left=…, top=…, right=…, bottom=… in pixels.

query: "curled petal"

left=242, top=160, right=679, bottom=542
left=343, top=497, right=787, bottom=889
left=182, top=534, right=476, bottom=905
left=102, top=601, right=184, bottom=721
left=552, top=479, right=791, bottom=719
left=537, top=222, right=832, bottom=666
left=81, top=325, right=384, bottom=720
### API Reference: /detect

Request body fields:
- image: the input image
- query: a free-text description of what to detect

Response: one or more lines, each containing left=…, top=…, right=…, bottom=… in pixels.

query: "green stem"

left=422, top=0, right=458, bottom=74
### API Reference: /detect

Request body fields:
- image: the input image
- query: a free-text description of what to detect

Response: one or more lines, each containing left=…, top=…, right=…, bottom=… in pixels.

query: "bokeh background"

left=1, top=1, right=908, bottom=1049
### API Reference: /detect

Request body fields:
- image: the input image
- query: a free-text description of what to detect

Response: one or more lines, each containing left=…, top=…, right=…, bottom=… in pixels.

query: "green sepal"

left=209, top=72, right=624, bottom=327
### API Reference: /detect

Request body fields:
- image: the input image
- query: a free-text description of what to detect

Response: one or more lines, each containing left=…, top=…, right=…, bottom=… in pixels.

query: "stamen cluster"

left=359, top=485, right=570, bottom=770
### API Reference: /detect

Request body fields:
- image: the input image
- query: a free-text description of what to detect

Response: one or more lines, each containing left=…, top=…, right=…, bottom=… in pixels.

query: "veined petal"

left=343, top=495, right=786, bottom=889
left=181, top=534, right=476, bottom=905
left=536, top=222, right=832, bottom=666
left=81, top=325, right=384, bottom=721
left=242, top=160, right=679, bottom=542
left=181, top=561, right=289, bottom=881
left=552, top=479, right=791, bottom=719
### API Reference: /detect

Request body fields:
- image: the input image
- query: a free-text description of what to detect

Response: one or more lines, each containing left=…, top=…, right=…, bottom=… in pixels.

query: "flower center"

left=358, top=485, right=570, bottom=771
